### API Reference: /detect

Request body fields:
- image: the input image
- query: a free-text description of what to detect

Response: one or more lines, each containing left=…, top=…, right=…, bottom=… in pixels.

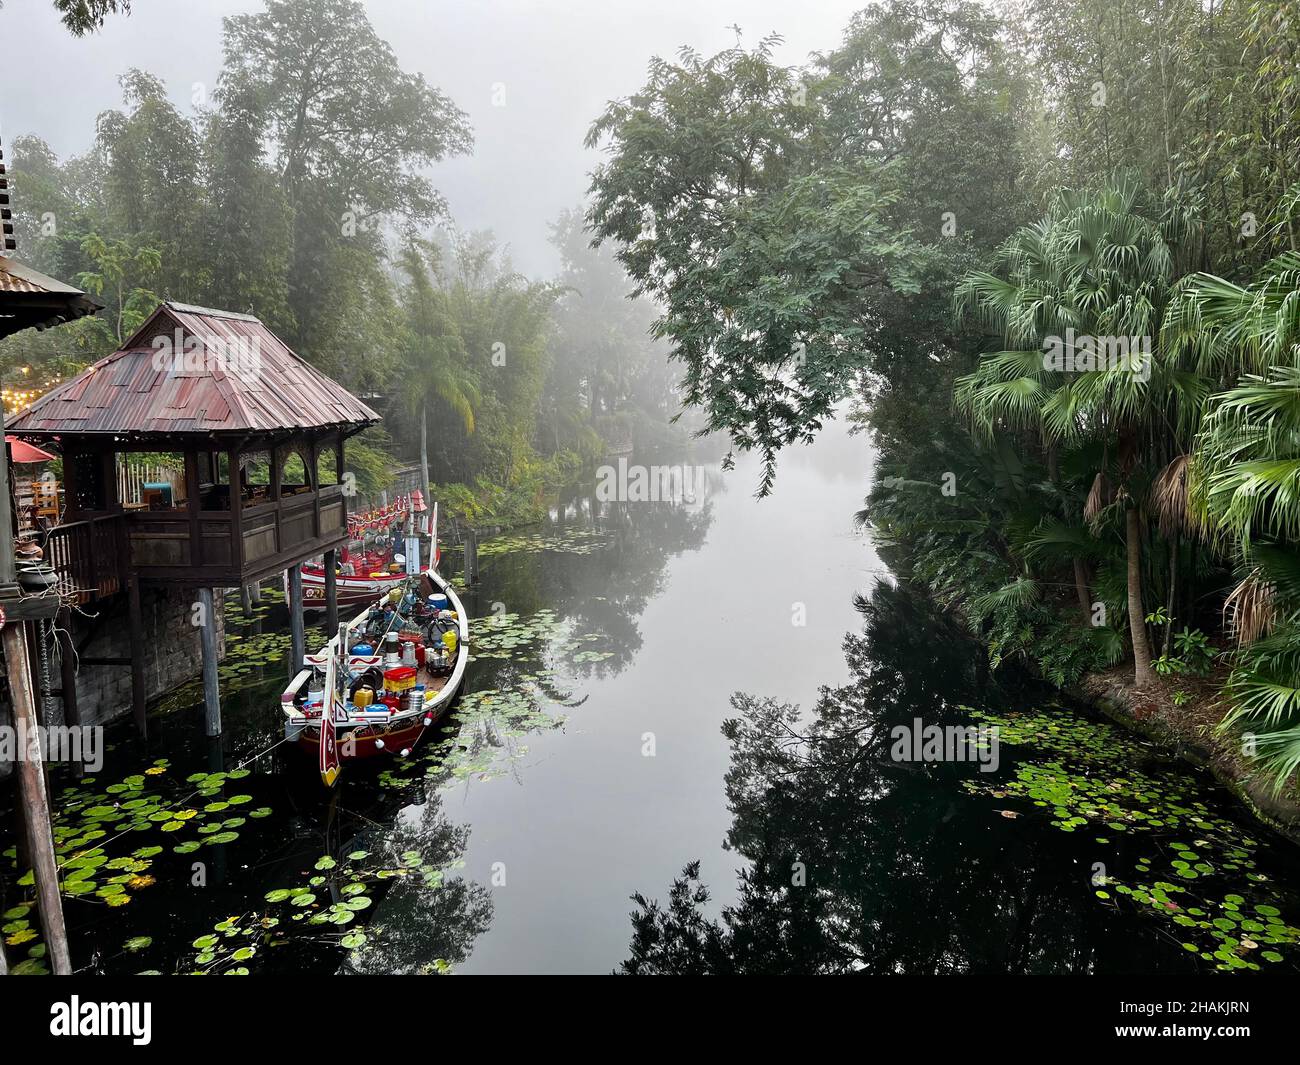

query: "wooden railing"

left=42, top=514, right=124, bottom=604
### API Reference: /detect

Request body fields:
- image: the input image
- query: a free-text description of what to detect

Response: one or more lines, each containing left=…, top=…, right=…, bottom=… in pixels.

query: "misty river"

left=5, top=418, right=1300, bottom=974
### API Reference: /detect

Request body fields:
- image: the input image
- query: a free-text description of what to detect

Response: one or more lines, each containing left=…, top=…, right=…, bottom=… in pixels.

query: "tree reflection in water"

left=620, top=582, right=1205, bottom=975
left=341, top=788, right=493, bottom=975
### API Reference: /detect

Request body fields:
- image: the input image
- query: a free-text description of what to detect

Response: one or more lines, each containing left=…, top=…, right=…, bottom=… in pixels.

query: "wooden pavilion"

left=6, top=301, right=381, bottom=736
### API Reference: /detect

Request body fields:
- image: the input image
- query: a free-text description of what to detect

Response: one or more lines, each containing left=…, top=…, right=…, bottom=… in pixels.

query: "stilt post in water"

left=55, top=607, right=79, bottom=728
left=198, top=587, right=221, bottom=737
left=288, top=563, right=306, bottom=678
left=464, top=527, right=478, bottom=585
left=2, top=622, right=72, bottom=974
left=324, top=548, right=339, bottom=636
left=127, top=574, right=147, bottom=738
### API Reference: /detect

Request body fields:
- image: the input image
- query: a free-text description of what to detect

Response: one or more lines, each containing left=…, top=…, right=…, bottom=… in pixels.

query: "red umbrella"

left=6, top=436, right=55, bottom=463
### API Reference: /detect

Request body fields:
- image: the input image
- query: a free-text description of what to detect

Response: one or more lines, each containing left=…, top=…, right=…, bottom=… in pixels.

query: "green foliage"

left=430, top=450, right=586, bottom=529
left=74, top=232, right=161, bottom=347
left=1222, top=624, right=1300, bottom=791
left=1173, top=627, right=1217, bottom=675
left=586, top=3, right=1031, bottom=493
left=343, top=429, right=396, bottom=497
left=9, top=0, right=132, bottom=36
left=2, top=0, right=649, bottom=525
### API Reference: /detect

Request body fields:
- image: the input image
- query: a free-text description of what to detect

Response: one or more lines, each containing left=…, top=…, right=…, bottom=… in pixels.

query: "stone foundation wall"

left=63, top=586, right=226, bottom=727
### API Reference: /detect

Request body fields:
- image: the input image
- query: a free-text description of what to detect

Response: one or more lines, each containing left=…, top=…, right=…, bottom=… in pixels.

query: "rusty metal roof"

left=0, top=256, right=87, bottom=294
left=0, top=256, right=100, bottom=338
left=6, top=302, right=381, bottom=439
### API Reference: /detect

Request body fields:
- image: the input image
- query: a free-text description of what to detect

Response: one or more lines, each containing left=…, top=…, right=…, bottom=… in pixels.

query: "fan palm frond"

left=1223, top=568, right=1276, bottom=647
left=1084, top=470, right=1111, bottom=525
left=1151, top=454, right=1193, bottom=538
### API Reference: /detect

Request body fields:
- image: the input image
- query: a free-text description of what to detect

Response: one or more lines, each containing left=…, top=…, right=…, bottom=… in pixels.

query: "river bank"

left=1078, top=669, right=1300, bottom=846
left=876, top=545, right=1300, bottom=847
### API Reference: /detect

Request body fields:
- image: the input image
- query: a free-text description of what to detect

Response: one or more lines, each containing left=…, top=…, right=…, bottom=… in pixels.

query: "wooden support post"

left=55, top=607, right=82, bottom=779
left=288, top=564, right=305, bottom=678
left=127, top=575, right=147, bottom=738
left=324, top=548, right=339, bottom=636
left=198, top=587, right=221, bottom=737
left=240, top=584, right=252, bottom=614
left=464, top=528, right=478, bottom=585
left=55, top=608, right=79, bottom=728
left=0, top=437, right=18, bottom=588
left=2, top=622, right=72, bottom=975
left=249, top=580, right=262, bottom=604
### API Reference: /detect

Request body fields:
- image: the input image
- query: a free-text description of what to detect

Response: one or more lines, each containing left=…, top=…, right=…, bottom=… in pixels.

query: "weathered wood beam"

left=3, top=622, right=72, bottom=974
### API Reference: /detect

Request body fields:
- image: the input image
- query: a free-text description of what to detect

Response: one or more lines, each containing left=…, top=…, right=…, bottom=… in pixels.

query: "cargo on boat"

left=293, top=494, right=438, bottom=611
left=281, top=564, right=469, bottom=771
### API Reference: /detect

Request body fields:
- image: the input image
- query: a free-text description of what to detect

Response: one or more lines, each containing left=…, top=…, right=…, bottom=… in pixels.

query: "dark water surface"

left=4, top=420, right=1300, bottom=974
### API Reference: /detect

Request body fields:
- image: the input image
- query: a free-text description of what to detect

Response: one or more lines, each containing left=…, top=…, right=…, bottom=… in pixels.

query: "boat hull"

left=293, top=712, right=435, bottom=760
left=295, top=567, right=408, bottom=610
left=281, top=566, right=470, bottom=769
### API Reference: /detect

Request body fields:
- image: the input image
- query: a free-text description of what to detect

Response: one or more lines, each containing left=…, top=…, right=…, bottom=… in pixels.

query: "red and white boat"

left=280, top=563, right=469, bottom=776
left=297, top=554, right=410, bottom=610
left=295, top=498, right=441, bottom=611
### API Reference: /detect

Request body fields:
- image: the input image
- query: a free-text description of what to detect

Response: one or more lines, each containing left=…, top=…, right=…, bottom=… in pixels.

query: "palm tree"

left=1170, top=253, right=1300, bottom=790
left=956, top=175, right=1195, bottom=687
left=397, top=243, right=481, bottom=437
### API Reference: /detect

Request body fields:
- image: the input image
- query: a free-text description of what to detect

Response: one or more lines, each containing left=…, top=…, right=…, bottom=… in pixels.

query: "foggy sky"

left=0, top=0, right=865, bottom=277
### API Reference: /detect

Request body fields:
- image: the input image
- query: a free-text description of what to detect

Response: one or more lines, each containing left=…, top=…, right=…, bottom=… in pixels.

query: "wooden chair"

left=32, top=478, right=60, bottom=525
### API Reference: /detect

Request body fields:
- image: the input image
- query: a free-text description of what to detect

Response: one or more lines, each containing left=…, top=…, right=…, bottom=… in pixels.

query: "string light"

left=1, top=372, right=66, bottom=414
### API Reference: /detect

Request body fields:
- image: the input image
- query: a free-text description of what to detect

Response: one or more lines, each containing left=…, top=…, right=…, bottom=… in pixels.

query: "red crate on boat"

left=384, top=666, right=417, bottom=692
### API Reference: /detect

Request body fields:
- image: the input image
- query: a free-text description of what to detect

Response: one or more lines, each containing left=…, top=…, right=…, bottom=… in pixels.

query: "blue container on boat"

left=427, top=594, right=449, bottom=612
left=350, top=643, right=374, bottom=656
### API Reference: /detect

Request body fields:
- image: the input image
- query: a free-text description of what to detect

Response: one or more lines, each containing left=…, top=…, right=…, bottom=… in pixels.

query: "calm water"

left=4, top=419, right=1300, bottom=974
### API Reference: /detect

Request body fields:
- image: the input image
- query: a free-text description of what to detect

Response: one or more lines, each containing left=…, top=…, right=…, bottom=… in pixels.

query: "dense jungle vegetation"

left=581, top=0, right=1300, bottom=795
left=0, top=0, right=690, bottom=521
left=7, top=0, right=1300, bottom=794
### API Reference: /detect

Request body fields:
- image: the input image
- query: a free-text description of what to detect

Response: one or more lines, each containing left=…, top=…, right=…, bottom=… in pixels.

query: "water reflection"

left=341, top=791, right=493, bottom=975
left=620, top=583, right=1300, bottom=975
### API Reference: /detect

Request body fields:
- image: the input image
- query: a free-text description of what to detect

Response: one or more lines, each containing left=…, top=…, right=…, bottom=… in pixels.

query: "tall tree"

left=218, top=0, right=472, bottom=359
left=95, top=70, right=204, bottom=300
left=586, top=4, right=1034, bottom=493
left=956, top=176, right=1199, bottom=685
